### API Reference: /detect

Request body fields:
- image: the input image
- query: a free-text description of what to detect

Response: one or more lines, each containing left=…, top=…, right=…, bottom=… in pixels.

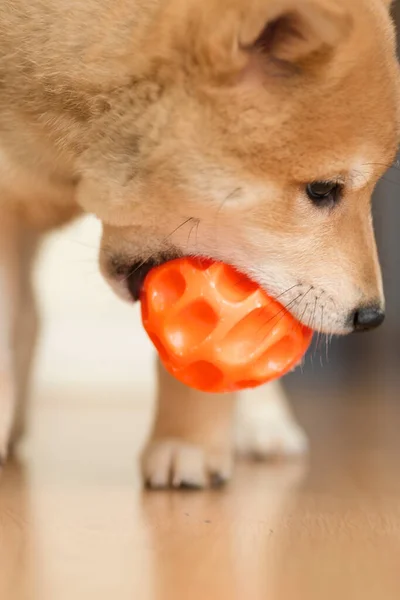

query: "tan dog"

left=0, top=0, right=398, bottom=487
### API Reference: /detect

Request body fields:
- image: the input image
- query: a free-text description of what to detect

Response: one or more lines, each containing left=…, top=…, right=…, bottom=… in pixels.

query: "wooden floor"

left=1, top=385, right=400, bottom=600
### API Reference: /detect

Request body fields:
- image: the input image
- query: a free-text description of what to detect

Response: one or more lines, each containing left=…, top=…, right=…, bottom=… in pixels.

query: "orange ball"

left=140, top=258, right=312, bottom=393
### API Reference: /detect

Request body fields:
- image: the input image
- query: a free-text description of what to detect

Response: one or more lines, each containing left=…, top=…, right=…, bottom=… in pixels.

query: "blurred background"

left=33, top=214, right=156, bottom=400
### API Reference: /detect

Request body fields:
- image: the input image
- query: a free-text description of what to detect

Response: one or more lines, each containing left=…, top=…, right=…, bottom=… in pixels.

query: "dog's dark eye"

left=306, top=181, right=342, bottom=207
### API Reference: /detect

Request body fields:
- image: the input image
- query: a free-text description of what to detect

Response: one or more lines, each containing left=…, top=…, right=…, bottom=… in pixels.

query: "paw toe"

left=142, top=439, right=232, bottom=490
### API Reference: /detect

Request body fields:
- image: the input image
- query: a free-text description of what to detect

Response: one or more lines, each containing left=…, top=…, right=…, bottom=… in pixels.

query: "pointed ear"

left=183, top=0, right=352, bottom=80
left=151, top=0, right=352, bottom=82
left=240, top=0, right=352, bottom=65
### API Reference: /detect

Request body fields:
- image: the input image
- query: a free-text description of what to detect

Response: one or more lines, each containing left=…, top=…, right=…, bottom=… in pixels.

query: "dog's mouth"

left=106, top=251, right=364, bottom=336
left=108, top=252, right=323, bottom=334
left=124, top=251, right=182, bottom=301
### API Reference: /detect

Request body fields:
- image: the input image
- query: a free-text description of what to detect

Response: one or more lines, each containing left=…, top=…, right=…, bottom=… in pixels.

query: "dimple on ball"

left=140, top=258, right=312, bottom=393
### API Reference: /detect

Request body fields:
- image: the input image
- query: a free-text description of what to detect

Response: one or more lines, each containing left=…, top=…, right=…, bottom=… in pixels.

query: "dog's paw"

left=235, top=389, right=308, bottom=459
left=141, top=439, right=233, bottom=490
left=236, top=414, right=308, bottom=459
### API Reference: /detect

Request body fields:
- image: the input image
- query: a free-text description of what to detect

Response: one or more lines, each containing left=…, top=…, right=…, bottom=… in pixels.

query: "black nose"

left=352, top=305, right=385, bottom=332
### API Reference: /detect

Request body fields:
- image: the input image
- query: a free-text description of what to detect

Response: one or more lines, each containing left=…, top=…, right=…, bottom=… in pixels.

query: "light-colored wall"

left=34, top=216, right=155, bottom=396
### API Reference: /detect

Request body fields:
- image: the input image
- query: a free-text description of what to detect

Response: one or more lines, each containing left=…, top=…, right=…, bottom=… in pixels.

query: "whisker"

left=325, top=331, right=330, bottom=364
left=298, top=286, right=313, bottom=313
left=275, top=283, right=303, bottom=301
left=363, top=160, right=398, bottom=172
left=213, top=187, right=242, bottom=251
left=256, top=291, right=305, bottom=340
left=65, top=239, right=100, bottom=252
left=308, top=296, right=318, bottom=331
left=318, top=304, right=325, bottom=367
left=194, top=219, right=200, bottom=249
left=300, top=301, right=309, bottom=323
left=120, top=217, right=195, bottom=283
left=185, top=218, right=200, bottom=252
left=215, top=187, right=242, bottom=219
left=219, top=271, right=302, bottom=300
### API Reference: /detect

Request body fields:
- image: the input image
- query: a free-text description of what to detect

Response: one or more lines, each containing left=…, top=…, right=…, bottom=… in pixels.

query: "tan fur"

left=0, top=0, right=399, bottom=485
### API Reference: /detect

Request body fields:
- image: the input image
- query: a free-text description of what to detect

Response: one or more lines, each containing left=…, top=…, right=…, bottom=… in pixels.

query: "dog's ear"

left=241, top=0, right=352, bottom=66
left=182, top=0, right=352, bottom=80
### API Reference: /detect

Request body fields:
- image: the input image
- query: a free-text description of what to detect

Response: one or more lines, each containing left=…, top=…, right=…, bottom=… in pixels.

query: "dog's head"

left=75, top=0, right=400, bottom=334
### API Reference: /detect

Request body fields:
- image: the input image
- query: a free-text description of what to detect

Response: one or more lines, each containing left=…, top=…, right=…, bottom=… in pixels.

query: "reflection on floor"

left=1, top=385, right=400, bottom=600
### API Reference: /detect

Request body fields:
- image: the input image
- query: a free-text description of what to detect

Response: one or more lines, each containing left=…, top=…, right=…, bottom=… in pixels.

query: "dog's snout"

left=351, top=305, right=385, bottom=332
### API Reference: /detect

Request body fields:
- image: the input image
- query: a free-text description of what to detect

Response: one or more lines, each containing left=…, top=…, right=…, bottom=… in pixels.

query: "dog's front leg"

left=235, top=381, right=308, bottom=459
left=0, top=214, right=38, bottom=461
left=142, top=358, right=236, bottom=489
left=0, top=214, right=20, bottom=461
left=142, top=360, right=308, bottom=489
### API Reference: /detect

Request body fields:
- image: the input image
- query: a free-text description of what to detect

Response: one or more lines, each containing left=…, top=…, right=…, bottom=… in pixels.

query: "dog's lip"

left=125, top=252, right=181, bottom=301
left=126, top=260, right=158, bottom=301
